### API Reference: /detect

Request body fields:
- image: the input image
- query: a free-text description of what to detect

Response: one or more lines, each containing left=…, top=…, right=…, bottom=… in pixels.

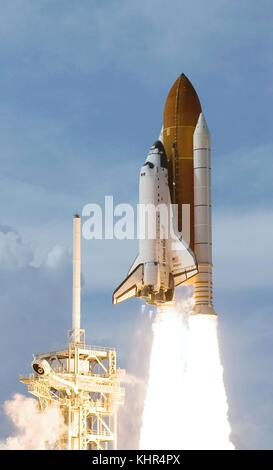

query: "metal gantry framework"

left=20, top=339, right=124, bottom=449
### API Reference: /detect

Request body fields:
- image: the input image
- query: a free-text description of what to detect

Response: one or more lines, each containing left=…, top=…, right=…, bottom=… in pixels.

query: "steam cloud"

left=0, top=394, right=66, bottom=450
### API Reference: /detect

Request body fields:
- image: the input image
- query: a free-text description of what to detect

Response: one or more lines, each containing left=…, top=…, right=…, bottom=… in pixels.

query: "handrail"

left=34, top=344, right=116, bottom=357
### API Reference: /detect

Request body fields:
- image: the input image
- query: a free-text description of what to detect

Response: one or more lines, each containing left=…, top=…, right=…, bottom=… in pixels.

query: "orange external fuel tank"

left=163, top=74, right=201, bottom=250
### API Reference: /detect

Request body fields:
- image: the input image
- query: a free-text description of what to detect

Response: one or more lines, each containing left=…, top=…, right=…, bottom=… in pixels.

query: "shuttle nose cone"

left=151, top=140, right=165, bottom=153
left=150, top=140, right=168, bottom=169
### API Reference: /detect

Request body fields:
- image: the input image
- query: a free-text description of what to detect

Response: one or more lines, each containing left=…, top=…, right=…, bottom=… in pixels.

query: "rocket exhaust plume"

left=180, top=314, right=234, bottom=449
left=0, top=394, right=66, bottom=450
left=139, top=299, right=234, bottom=450
left=139, top=298, right=192, bottom=450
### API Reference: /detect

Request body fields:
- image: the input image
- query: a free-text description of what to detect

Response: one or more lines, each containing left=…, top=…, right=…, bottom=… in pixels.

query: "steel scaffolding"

left=20, top=341, right=124, bottom=449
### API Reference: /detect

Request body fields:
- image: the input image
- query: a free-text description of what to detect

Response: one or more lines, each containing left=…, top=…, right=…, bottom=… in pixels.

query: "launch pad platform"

left=20, top=339, right=125, bottom=450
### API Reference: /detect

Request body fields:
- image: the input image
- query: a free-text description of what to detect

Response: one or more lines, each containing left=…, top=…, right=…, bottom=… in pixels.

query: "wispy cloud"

left=213, top=209, right=273, bottom=289
left=214, top=144, right=273, bottom=210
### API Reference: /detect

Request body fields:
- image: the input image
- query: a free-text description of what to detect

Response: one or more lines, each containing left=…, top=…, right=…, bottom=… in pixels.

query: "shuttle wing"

left=173, top=265, right=198, bottom=287
left=171, top=238, right=198, bottom=287
left=128, top=254, right=142, bottom=274
left=112, top=264, right=144, bottom=305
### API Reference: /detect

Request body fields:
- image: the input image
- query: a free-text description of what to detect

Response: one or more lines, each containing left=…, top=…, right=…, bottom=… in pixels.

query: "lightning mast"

left=20, top=215, right=124, bottom=450
left=70, top=214, right=84, bottom=344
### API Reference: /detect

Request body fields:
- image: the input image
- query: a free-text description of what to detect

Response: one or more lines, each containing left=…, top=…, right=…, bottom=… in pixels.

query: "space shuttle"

left=113, top=140, right=197, bottom=306
left=113, top=74, right=215, bottom=314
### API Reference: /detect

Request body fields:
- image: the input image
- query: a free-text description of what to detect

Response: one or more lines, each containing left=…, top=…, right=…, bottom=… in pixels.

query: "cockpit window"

left=143, top=161, right=154, bottom=169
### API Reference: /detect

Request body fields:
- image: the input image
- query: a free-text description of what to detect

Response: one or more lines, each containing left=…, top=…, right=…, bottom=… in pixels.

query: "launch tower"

left=20, top=215, right=124, bottom=450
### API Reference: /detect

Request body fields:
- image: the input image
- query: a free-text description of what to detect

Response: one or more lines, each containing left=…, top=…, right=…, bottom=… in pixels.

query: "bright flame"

left=139, top=299, right=192, bottom=450
left=139, top=300, right=234, bottom=450
left=180, top=314, right=234, bottom=449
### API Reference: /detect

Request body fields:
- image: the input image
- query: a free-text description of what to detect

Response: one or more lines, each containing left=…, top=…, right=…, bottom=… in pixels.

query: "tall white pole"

left=72, top=214, right=81, bottom=340
left=193, top=113, right=216, bottom=315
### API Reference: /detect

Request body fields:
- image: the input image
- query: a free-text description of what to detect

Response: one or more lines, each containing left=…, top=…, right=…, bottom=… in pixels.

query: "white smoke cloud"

left=0, top=394, right=66, bottom=450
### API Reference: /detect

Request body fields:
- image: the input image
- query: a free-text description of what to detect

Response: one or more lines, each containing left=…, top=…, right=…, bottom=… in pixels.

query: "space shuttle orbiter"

left=113, top=140, right=197, bottom=306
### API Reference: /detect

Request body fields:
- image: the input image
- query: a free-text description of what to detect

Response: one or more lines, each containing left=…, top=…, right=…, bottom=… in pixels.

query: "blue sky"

left=0, top=0, right=273, bottom=448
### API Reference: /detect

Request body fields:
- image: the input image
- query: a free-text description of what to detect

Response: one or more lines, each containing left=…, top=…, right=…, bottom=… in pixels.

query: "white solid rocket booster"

left=72, top=214, right=82, bottom=340
left=193, top=113, right=216, bottom=315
